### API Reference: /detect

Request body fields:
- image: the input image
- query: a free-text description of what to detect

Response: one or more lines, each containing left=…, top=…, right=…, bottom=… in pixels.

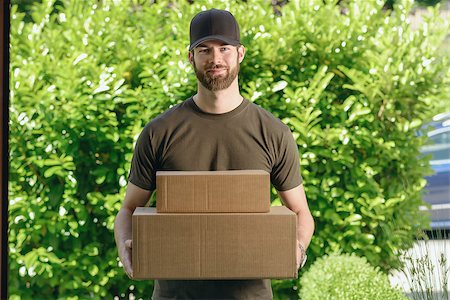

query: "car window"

left=430, top=130, right=450, bottom=144
left=422, top=129, right=450, bottom=161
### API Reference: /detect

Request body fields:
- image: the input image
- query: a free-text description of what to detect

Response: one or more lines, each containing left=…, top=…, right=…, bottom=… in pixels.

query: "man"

left=114, top=8, right=314, bottom=300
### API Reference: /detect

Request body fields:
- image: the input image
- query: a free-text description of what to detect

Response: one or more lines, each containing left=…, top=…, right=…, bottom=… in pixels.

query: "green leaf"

left=44, top=166, right=62, bottom=178
left=89, top=265, right=99, bottom=276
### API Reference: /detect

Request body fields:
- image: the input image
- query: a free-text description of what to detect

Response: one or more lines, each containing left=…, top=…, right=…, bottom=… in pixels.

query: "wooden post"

left=1, top=0, right=10, bottom=298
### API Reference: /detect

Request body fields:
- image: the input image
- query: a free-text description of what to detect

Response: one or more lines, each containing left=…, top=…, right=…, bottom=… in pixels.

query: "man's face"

left=189, top=40, right=244, bottom=91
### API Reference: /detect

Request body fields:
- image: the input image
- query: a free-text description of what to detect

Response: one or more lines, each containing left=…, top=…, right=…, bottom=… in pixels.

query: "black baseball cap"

left=189, top=9, right=241, bottom=51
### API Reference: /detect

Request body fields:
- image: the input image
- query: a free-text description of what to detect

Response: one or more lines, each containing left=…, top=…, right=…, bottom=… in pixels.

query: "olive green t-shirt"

left=128, top=97, right=302, bottom=300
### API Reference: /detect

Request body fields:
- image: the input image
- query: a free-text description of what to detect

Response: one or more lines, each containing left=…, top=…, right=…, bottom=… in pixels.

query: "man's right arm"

left=114, top=182, right=153, bottom=278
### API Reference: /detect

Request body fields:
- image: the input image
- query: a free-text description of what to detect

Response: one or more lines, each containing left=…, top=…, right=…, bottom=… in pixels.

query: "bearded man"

left=114, top=8, right=314, bottom=300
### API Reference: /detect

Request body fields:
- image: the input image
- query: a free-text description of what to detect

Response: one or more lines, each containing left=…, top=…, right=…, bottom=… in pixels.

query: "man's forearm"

left=277, top=185, right=315, bottom=250
left=296, top=209, right=314, bottom=249
left=114, top=207, right=133, bottom=248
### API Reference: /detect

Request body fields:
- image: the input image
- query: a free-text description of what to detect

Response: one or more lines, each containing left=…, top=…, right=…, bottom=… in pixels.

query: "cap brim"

left=189, top=35, right=241, bottom=51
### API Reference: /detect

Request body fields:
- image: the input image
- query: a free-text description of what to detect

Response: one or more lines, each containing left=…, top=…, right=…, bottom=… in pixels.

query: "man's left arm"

left=277, top=184, right=314, bottom=270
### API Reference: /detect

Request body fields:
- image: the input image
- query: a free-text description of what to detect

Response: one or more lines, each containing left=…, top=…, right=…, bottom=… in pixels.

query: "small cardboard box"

left=132, top=206, right=297, bottom=280
left=156, top=170, right=270, bottom=213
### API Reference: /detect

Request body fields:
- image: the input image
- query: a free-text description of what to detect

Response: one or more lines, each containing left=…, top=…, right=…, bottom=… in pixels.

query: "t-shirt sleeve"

left=271, top=126, right=303, bottom=191
left=127, top=125, right=158, bottom=191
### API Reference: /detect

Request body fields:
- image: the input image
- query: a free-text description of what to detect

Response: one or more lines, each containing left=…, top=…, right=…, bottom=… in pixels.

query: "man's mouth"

left=207, top=68, right=227, bottom=74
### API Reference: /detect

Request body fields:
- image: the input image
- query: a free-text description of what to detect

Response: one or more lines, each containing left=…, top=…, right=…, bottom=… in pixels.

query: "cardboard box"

left=156, top=170, right=270, bottom=213
left=132, top=206, right=297, bottom=279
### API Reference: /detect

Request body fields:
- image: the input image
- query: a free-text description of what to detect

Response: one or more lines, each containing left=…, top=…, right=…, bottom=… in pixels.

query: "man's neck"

left=193, top=80, right=243, bottom=114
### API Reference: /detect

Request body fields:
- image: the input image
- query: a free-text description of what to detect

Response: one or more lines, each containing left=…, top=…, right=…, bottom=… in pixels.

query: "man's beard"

left=193, top=57, right=239, bottom=92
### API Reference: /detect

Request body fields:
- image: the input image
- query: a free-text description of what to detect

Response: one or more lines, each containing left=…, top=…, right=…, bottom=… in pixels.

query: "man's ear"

left=238, top=45, right=246, bottom=64
left=188, top=51, right=194, bottom=66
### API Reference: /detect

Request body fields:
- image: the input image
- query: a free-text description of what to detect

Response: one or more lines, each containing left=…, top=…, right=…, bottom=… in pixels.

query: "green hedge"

left=299, top=253, right=407, bottom=299
left=9, top=0, right=449, bottom=298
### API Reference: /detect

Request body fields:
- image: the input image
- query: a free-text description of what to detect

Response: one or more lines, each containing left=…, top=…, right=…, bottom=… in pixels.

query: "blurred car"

left=420, top=112, right=450, bottom=230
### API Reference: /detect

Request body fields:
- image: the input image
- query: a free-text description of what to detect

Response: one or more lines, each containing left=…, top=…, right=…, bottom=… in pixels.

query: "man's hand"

left=119, top=239, right=133, bottom=278
left=296, top=241, right=306, bottom=270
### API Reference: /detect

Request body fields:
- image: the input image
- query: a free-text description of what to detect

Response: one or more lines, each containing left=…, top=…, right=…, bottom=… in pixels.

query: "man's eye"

left=199, top=49, right=209, bottom=53
left=221, top=47, right=229, bottom=51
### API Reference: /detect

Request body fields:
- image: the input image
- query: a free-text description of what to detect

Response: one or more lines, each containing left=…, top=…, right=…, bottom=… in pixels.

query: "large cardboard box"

left=156, top=170, right=270, bottom=213
left=132, top=206, right=297, bottom=280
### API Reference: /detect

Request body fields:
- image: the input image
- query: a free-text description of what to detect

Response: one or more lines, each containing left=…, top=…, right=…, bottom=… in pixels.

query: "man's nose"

left=209, top=48, right=223, bottom=64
